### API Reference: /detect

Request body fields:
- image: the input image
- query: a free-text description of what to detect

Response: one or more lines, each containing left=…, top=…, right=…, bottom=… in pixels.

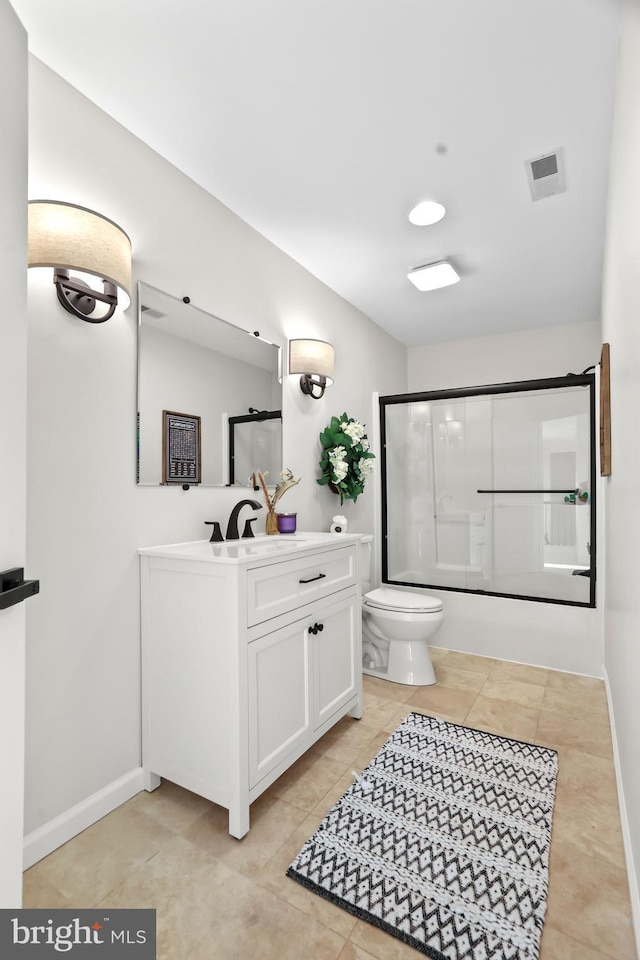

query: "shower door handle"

left=477, top=488, right=579, bottom=494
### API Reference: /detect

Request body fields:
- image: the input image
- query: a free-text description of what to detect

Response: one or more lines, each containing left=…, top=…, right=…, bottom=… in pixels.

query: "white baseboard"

left=23, top=768, right=145, bottom=870
left=603, top=666, right=640, bottom=958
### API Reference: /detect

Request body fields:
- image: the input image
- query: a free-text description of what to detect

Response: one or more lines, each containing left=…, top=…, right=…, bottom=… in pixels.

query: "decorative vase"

left=265, top=507, right=279, bottom=535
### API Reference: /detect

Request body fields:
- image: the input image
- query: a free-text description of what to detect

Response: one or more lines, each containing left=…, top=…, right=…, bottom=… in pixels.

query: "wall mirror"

left=137, top=282, right=282, bottom=486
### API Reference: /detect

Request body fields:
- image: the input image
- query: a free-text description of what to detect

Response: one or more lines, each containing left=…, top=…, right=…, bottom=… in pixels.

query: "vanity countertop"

left=138, top=531, right=363, bottom=564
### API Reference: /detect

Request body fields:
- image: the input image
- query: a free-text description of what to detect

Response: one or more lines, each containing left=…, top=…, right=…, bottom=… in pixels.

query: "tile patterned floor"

left=23, top=649, right=638, bottom=959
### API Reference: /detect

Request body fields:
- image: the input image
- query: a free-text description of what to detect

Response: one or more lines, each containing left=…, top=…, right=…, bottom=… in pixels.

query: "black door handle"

left=299, top=573, right=327, bottom=584
left=0, top=568, right=40, bottom=611
left=308, top=622, right=324, bottom=635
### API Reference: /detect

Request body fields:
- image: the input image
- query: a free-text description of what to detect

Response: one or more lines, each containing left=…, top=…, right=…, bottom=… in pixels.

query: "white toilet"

left=359, top=537, right=443, bottom=686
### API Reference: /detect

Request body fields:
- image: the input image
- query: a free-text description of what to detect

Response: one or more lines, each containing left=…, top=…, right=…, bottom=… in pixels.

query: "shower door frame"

left=379, top=373, right=596, bottom=608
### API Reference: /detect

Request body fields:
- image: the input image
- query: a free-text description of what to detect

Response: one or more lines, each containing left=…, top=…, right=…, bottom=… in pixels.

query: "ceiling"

left=12, top=0, right=622, bottom=346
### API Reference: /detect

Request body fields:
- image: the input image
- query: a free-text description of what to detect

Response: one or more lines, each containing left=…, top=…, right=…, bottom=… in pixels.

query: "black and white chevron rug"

left=287, top=712, right=557, bottom=960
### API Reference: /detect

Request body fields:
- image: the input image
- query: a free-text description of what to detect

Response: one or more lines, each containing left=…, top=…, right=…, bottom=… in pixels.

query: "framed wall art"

left=162, top=410, right=201, bottom=484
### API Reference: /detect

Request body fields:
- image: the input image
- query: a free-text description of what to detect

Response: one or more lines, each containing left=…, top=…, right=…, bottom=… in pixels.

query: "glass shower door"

left=381, top=375, right=595, bottom=607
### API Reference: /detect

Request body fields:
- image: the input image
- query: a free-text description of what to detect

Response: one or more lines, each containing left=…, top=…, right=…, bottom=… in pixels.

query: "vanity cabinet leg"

left=228, top=804, right=250, bottom=840
left=143, top=770, right=162, bottom=792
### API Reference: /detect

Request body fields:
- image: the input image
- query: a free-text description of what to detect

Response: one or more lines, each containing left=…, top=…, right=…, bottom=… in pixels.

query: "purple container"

left=277, top=512, right=297, bottom=534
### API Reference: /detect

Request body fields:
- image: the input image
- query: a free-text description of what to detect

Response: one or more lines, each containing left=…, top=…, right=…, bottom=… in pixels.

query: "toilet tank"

left=358, top=535, right=374, bottom=594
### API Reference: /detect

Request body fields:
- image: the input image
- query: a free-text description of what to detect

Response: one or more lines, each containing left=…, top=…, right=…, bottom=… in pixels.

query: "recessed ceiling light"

left=408, top=200, right=446, bottom=226
left=407, top=260, right=460, bottom=291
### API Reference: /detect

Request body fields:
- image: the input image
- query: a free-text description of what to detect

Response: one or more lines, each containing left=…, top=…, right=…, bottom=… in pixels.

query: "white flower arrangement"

left=318, top=413, right=375, bottom=505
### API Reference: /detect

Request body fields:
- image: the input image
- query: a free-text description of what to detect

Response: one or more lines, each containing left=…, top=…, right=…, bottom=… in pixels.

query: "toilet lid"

left=363, top=587, right=442, bottom=613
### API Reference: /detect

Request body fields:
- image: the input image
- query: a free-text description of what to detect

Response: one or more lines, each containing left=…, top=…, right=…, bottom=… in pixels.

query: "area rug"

left=287, top=712, right=557, bottom=960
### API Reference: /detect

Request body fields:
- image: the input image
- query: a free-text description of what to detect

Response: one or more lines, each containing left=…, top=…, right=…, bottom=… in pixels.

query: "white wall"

left=407, top=321, right=601, bottom=391
left=601, top=0, right=640, bottom=936
left=405, top=321, right=604, bottom=676
left=25, top=57, right=406, bottom=850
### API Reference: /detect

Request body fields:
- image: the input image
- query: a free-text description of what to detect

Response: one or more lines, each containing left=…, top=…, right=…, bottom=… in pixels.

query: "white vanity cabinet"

left=139, top=534, right=362, bottom=838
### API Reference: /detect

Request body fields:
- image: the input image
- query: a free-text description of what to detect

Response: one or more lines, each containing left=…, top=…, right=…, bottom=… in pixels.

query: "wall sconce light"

left=27, top=200, right=132, bottom=323
left=288, top=339, right=335, bottom=399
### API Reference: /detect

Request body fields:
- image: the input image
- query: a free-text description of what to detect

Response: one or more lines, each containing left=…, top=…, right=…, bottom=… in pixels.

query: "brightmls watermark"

left=0, top=910, right=156, bottom=957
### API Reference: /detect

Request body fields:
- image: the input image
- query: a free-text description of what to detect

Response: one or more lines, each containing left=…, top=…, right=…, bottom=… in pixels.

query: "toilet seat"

left=363, top=587, right=442, bottom=614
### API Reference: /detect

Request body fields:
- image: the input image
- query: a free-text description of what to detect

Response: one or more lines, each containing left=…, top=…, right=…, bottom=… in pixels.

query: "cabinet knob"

left=308, top=622, right=324, bottom=635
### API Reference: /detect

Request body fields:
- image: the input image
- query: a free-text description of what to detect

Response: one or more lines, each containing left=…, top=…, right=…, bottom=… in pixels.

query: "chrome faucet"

left=225, top=499, right=262, bottom=540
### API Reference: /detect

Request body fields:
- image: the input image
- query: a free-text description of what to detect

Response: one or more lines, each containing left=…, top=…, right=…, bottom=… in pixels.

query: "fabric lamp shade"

left=28, top=200, right=132, bottom=308
left=288, top=339, right=334, bottom=382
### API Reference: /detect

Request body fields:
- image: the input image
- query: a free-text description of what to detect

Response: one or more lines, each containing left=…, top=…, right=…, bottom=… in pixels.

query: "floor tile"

left=362, top=674, right=418, bottom=702
left=488, top=659, right=552, bottom=687
left=182, top=790, right=308, bottom=878
left=542, top=678, right=609, bottom=720
left=187, top=875, right=346, bottom=960
left=479, top=675, right=546, bottom=709
left=27, top=803, right=174, bottom=906
left=380, top=701, right=462, bottom=734
left=434, top=663, right=487, bottom=692
left=438, top=650, right=496, bottom=675
left=427, top=645, right=449, bottom=664
left=552, top=787, right=627, bottom=868
left=310, top=771, right=356, bottom=819
left=256, top=814, right=358, bottom=940
left=267, top=751, right=349, bottom=812
left=317, top=718, right=382, bottom=765
left=545, top=838, right=636, bottom=959
left=128, top=779, right=214, bottom=834
left=22, top=870, right=74, bottom=908
left=97, top=833, right=233, bottom=960
left=360, top=690, right=405, bottom=732
left=540, top=923, right=629, bottom=960
left=406, top=682, right=479, bottom=720
left=554, top=745, right=619, bottom=805
left=463, top=694, right=540, bottom=742
left=338, top=943, right=380, bottom=960
left=536, top=707, right=613, bottom=758
left=546, top=670, right=607, bottom=697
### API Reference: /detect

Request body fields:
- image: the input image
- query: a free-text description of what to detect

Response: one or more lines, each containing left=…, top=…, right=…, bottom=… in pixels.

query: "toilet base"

left=363, top=640, right=437, bottom=686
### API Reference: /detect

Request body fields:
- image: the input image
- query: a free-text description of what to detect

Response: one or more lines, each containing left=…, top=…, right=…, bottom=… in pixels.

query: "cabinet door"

left=312, top=590, right=359, bottom=731
left=248, top=617, right=311, bottom=789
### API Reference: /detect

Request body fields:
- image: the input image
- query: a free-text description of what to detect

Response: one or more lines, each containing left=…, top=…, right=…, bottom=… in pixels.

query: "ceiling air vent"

left=525, top=148, right=565, bottom=201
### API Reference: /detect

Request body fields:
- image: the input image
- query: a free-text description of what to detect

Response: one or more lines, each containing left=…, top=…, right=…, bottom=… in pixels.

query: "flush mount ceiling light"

left=289, top=339, right=335, bottom=399
left=408, top=200, right=446, bottom=226
left=28, top=200, right=132, bottom=322
left=407, top=260, right=460, bottom=292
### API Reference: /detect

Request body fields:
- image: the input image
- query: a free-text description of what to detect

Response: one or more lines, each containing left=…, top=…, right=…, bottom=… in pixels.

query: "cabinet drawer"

left=247, top=546, right=356, bottom=626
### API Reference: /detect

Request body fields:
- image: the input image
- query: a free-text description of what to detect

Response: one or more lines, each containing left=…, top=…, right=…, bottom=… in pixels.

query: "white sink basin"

left=139, top=535, right=318, bottom=563
left=211, top=538, right=309, bottom=558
